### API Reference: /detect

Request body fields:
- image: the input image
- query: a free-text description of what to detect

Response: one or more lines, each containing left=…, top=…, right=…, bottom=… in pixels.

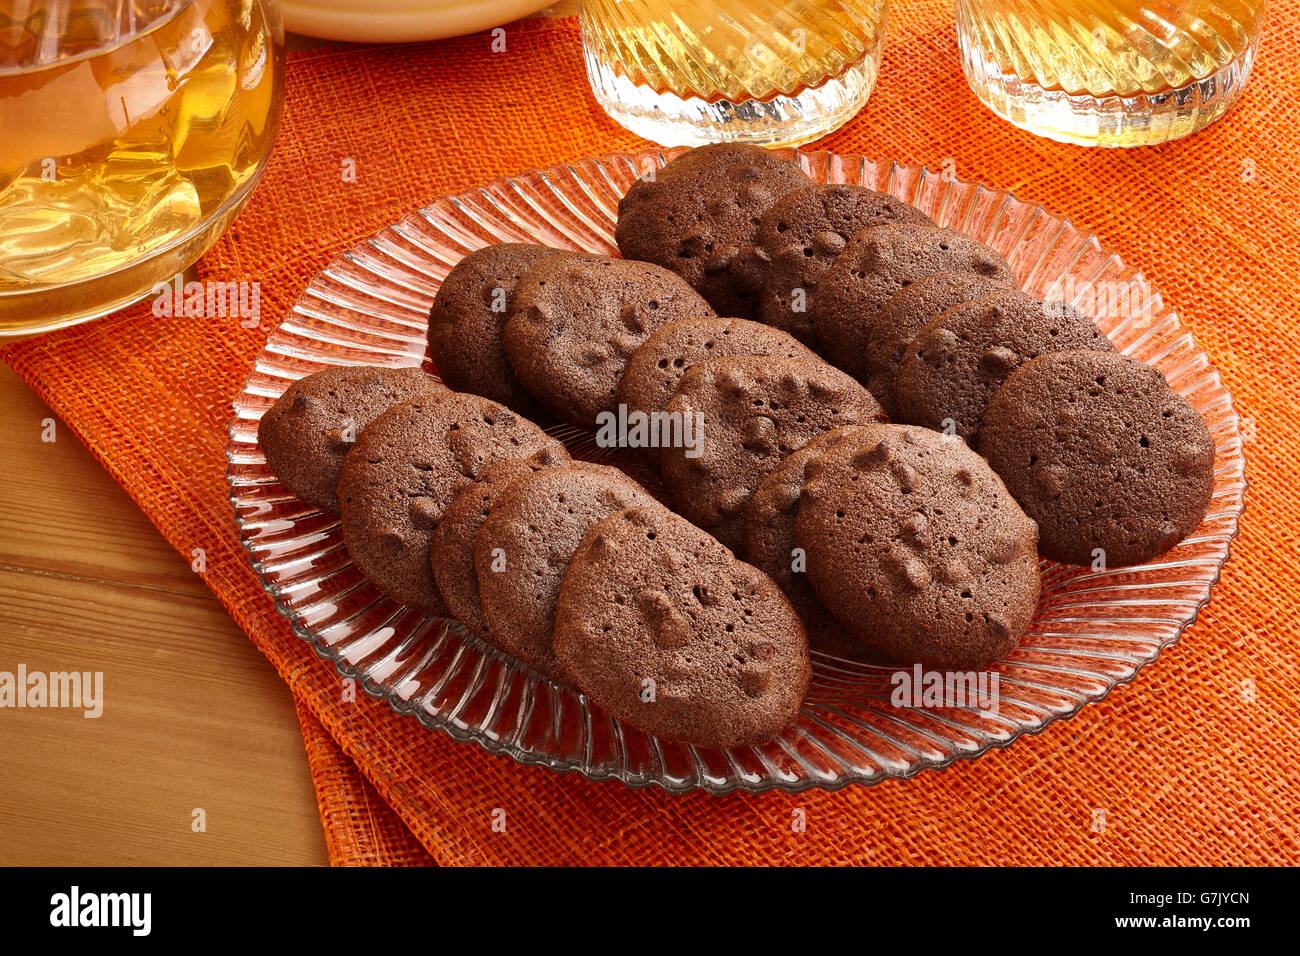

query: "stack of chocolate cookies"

left=256, top=144, right=1216, bottom=752
left=259, top=367, right=812, bottom=751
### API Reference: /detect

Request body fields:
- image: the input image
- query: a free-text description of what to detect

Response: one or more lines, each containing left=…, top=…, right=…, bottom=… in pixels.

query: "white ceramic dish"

left=282, top=0, right=556, bottom=43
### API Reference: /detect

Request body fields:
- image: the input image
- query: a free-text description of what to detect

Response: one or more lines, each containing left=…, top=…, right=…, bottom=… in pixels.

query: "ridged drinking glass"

left=578, top=0, right=889, bottom=147
left=955, top=0, right=1267, bottom=146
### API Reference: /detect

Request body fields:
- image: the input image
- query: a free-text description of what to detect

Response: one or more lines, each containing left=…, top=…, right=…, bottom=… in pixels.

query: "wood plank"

left=0, top=366, right=328, bottom=866
left=0, top=569, right=327, bottom=866
left=0, top=365, right=210, bottom=595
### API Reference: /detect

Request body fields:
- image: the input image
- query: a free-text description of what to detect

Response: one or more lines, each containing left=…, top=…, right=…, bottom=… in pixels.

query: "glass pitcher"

left=0, top=0, right=285, bottom=337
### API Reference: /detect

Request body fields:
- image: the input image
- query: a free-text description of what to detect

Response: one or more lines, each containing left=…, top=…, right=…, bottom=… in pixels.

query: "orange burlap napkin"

left=293, top=699, right=434, bottom=866
left=5, top=3, right=1298, bottom=866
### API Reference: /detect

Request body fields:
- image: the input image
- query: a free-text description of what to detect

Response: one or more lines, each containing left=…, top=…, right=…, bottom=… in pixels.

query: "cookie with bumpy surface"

left=754, top=184, right=933, bottom=345
left=865, top=271, right=1017, bottom=415
left=811, top=223, right=1015, bottom=381
left=338, top=392, right=565, bottom=612
left=258, top=364, right=449, bottom=515
left=474, top=463, right=661, bottom=682
left=618, top=317, right=820, bottom=423
left=428, top=243, right=580, bottom=416
left=660, top=355, right=887, bottom=553
left=794, top=424, right=1040, bottom=669
left=553, top=506, right=811, bottom=750
left=504, top=255, right=714, bottom=429
left=893, top=290, right=1114, bottom=441
left=429, top=446, right=572, bottom=639
left=978, top=351, right=1215, bottom=568
left=743, top=426, right=885, bottom=662
left=615, top=144, right=814, bottom=318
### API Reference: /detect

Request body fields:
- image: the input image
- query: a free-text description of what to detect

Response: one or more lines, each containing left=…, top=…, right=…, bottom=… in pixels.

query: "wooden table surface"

left=0, top=364, right=329, bottom=865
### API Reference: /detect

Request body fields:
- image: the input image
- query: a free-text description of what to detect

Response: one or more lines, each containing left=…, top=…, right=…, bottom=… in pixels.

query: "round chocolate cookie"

left=474, top=463, right=661, bottom=682
left=661, top=356, right=886, bottom=552
left=743, top=426, right=882, bottom=662
left=504, top=255, right=714, bottom=428
left=553, top=506, right=811, bottom=750
left=893, top=290, right=1115, bottom=441
left=865, top=271, right=1017, bottom=415
left=258, top=364, right=448, bottom=514
left=615, top=144, right=814, bottom=318
left=338, top=392, right=565, bottom=612
left=812, top=223, right=1016, bottom=381
left=794, top=424, right=1040, bottom=669
left=429, top=446, right=572, bottom=639
left=979, top=351, right=1215, bottom=568
left=754, top=184, right=933, bottom=345
left=427, top=243, right=576, bottom=416
left=618, top=317, right=820, bottom=422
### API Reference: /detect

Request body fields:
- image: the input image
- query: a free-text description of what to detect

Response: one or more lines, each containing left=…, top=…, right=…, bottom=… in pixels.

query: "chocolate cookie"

left=660, top=356, right=886, bottom=552
left=553, top=506, right=811, bottom=750
left=893, top=290, right=1115, bottom=441
left=427, top=243, right=576, bottom=416
left=742, top=426, right=881, bottom=661
left=794, top=424, right=1040, bottom=669
left=338, top=392, right=565, bottom=612
left=754, top=184, right=933, bottom=345
left=474, top=463, right=661, bottom=682
left=865, top=271, right=1017, bottom=415
left=979, top=351, right=1215, bottom=568
left=812, top=223, right=1016, bottom=380
left=615, top=144, right=814, bottom=318
left=258, top=364, right=448, bottom=514
left=504, top=255, right=714, bottom=428
left=618, top=317, right=820, bottom=422
left=429, top=446, right=572, bottom=639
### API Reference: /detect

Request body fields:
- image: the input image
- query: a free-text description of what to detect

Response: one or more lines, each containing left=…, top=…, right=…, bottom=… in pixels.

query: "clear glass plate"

left=225, top=148, right=1246, bottom=794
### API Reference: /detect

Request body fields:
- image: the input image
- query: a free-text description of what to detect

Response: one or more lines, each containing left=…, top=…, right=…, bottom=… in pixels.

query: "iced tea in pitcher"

left=0, top=0, right=284, bottom=336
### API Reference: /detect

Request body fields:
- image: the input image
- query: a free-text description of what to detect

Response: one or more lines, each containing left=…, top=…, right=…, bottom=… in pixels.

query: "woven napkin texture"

left=4, top=3, right=1297, bottom=866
